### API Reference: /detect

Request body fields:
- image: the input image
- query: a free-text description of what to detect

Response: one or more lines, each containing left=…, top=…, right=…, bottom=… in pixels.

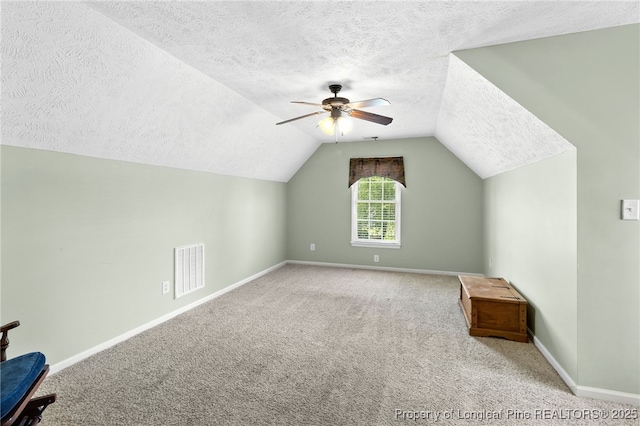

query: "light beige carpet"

left=38, top=265, right=638, bottom=425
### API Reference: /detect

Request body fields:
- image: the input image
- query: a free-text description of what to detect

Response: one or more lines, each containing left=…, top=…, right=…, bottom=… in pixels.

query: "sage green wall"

left=484, top=150, right=578, bottom=381
left=1, top=145, right=287, bottom=365
left=287, top=137, right=483, bottom=273
left=458, top=24, right=639, bottom=394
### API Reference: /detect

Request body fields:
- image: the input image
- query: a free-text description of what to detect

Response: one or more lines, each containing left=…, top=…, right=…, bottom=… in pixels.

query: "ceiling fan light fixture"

left=336, top=115, right=353, bottom=134
left=318, top=114, right=353, bottom=137
left=318, top=116, right=336, bottom=135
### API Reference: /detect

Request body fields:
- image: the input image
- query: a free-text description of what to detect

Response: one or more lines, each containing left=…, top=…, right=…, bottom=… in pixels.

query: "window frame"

left=350, top=177, right=402, bottom=249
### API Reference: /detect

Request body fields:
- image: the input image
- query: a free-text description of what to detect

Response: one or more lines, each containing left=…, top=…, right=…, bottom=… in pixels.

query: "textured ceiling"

left=2, top=1, right=638, bottom=181
left=436, top=55, right=575, bottom=179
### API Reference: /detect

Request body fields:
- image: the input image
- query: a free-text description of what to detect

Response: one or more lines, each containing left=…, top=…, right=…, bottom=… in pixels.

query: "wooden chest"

left=458, top=275, right=528, bottom=343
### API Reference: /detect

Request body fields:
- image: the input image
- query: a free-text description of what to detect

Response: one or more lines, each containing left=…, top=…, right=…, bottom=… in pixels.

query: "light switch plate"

left=621, top=199, right=640, bottom=220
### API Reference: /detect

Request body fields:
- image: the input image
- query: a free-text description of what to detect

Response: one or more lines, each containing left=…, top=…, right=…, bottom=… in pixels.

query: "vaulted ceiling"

left=3, top=2, right=638, bottom=181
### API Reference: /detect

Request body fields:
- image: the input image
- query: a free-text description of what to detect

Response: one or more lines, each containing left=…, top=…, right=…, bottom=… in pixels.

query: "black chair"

left=1, top=321, right=56, bottom=426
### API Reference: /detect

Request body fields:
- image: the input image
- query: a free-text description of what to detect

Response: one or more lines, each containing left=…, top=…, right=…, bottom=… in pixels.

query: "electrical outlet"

left=162, top=281, right=170, bottom=294
left=310, top=243, right=316, bottom=251
left=374, top=254, right=380, bottom=263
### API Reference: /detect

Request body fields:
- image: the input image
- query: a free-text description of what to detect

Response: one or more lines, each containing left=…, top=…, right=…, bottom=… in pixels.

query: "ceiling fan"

left=276, top=84, right=393, bottom=141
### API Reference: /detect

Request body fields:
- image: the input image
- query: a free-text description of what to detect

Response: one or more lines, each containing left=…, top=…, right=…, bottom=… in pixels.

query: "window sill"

left=351, top=240, right=401, bottom=249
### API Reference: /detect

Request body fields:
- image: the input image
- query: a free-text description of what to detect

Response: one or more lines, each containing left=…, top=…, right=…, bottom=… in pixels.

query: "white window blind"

left=351, top=177, right=401, bottom=248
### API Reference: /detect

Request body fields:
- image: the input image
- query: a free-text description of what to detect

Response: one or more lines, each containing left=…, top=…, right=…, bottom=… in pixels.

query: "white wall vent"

left=174, top=243, right=205, bottom=299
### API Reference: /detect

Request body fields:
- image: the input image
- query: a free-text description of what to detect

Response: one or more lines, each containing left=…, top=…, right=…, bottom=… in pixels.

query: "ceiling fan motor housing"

left=322, top=97, right=350, bottom=109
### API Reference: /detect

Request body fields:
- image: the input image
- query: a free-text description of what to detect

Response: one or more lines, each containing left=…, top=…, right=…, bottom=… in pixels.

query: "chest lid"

left=459, top=276, right=527, bottom=305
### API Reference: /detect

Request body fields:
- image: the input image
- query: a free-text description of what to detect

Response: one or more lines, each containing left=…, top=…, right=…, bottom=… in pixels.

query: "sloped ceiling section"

left=435, top=55, right=575, bottom=179
left=2, top=2, right=318, bottom=182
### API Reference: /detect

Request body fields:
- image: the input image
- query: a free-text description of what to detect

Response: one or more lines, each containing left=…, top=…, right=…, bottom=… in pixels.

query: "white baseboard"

left=286, top=259, right=483, bottom=277
left=575, top=386, right=640, bottom=407
left=528, top=327, right=578, bottom=395
left=529, top=327, right=640, bottom=407
left=50, top=261, right=287, bottom=375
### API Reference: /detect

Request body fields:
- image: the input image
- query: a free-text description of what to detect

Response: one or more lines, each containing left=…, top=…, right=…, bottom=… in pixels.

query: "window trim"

left=350, top=177, right=402, bottom=249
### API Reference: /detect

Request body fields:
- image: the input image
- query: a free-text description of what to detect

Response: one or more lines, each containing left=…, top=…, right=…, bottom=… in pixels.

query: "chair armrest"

left=1, top=321, right=21, bottom=362
left=1, top=321, right=20, bottom=334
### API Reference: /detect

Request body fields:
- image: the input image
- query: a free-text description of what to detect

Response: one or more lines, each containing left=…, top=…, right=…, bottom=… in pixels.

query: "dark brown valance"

left=348, top=157, right=406, bottom=188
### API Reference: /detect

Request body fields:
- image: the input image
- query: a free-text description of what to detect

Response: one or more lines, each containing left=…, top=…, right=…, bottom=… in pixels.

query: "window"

left=351, top=176, right=401, bottom=248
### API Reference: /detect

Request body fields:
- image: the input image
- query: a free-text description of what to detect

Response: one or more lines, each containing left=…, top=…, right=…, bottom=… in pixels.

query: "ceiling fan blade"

left=345, top=98, right=390, bottom=109
left=291, top=101, right=323, bottom=107
left=276, top=110, right=327, bottom=125
left=349, top=109, right=393, bottom=125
